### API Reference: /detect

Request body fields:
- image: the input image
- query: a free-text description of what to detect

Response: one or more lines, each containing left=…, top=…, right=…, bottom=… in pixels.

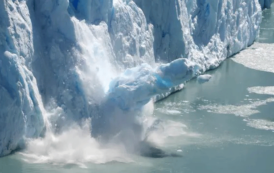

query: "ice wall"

left=0, top=0, right=271, bottom=156
left=134, top=0, right=262, bottom=66
left=0, top=1, right=45, bottom=156
left=259, top=0, right=273, bottom=9
left=109, top=0, right=155, bottom=68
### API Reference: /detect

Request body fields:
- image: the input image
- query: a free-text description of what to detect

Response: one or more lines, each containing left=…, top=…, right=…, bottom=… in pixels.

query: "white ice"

left=197, top=74, right=212, bottom=84
left=232, top=43, right=274, bottom=74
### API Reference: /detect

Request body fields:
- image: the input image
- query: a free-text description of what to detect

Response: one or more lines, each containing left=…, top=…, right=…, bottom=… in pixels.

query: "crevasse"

left=259, top=0, right=273, bottom=9
left=0, top=0, right=271, bottom=156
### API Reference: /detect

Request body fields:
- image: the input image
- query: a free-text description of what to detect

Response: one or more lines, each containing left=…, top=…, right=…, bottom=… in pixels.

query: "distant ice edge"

left=0, top=0, right=271, bottom=156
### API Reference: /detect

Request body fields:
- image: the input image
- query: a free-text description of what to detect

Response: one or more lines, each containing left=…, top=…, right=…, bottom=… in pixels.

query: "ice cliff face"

left=0, top=0, right=271, bottom=156
left=134, top=0, right=263, bottom=65
left=259, top=0, right=273, bottom=9
left=0, top=1, right=45, bottom=156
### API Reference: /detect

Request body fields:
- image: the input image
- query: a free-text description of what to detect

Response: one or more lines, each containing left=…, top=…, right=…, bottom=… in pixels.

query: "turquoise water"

left=1, top=5, right=274, bottom=173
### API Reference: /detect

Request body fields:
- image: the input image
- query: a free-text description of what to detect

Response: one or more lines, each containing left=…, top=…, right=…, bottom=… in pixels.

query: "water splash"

left=20, top=99, right=197, bottom=167
left=21, top=119, right=132, bottom=168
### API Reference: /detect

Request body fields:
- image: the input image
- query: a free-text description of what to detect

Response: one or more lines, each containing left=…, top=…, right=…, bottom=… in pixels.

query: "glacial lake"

left=1, top=4, right=274, bottom=173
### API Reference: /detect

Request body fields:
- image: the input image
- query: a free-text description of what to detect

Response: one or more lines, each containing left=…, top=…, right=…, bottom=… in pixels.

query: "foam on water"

left=244, top=86, right=274, bottom=132
left=199, top=85, right=274, bottom=132
left=155, top=108, right=182, bottom=115
left=248, top=86, right=274, bottom=95
left=21, top=120, right=132, bottom=168
left=198, top=133, right=274, bottom=147
left=199, top=98, right=274, bottom=117
left=232, top=43, right=274, bottom=73
left=245, top=119, right=274, bottom=131
left=144, top=119, right=201, bottom=148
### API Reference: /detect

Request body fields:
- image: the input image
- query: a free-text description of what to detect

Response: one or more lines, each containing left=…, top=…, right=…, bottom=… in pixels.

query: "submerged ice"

left=0, top=0, right=272, bottom=157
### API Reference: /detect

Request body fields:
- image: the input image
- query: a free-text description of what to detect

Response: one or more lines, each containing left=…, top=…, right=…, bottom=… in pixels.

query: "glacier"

left=0, top=0, right=272, bottom=156
left=259, top=0, right=273, bottom=9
